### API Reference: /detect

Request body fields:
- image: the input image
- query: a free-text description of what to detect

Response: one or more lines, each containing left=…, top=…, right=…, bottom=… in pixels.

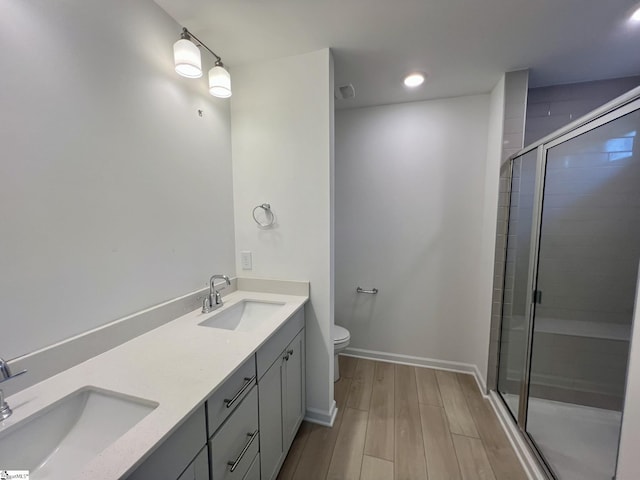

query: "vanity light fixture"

left=173, top=27, right=231, bottom=98
left=632, top=6, right=640, bottom=21
left=404, top=72, right=426, bottom=88
left=173, top=29, right=202, bottom=78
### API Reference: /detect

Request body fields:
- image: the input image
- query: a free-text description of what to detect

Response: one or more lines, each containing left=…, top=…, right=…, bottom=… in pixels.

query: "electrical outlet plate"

left=241, top=251, right=252, bottom=270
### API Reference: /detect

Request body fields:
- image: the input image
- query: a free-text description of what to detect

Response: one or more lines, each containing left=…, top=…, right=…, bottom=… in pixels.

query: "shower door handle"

left=533, top=290, right=542, bottom=304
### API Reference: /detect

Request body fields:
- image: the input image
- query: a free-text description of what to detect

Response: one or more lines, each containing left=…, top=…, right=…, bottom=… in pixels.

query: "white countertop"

left=2, top=289, right=308, bottom=479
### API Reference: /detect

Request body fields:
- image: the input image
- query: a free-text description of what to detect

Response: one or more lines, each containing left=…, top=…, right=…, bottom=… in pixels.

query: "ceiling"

left=154, top=0, right=640, bottom=109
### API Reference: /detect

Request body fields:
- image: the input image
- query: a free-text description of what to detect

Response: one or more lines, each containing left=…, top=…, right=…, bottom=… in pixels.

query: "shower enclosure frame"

left=493, top=85, right=640, bottom=479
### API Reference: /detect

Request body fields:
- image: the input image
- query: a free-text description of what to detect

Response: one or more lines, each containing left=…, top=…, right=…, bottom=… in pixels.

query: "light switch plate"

left=241, top=251, right=252, bottom=270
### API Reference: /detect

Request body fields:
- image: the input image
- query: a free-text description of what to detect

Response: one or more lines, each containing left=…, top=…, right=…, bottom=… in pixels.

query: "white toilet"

left=333, top=325, right=351, bottom=382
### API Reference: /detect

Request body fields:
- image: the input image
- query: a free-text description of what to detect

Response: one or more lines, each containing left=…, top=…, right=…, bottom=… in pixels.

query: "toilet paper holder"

left=356, top=286, right=378, bottom=294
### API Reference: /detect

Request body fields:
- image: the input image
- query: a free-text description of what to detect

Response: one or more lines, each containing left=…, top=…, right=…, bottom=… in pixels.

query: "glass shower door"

left=497, top=149, right=538, bottom=420
left=526, top=108, right=640, bottom=480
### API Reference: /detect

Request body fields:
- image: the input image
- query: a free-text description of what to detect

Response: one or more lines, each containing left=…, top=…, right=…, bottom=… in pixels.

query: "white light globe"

left=209, top=65, right=232, bottom=98
left=174, top=38, right=202, bottom=78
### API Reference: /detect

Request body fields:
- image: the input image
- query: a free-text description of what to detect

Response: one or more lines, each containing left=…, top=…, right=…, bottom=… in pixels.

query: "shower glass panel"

left=526, top=108, right=640, bottom=480
left=497, top=149, right=538, bottom=420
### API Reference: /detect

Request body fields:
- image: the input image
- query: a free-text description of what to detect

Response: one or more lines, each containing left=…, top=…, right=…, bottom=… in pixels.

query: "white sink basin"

left=0, top=387, right=157, bottom=479
left=199, top=300, right=285, bottom=331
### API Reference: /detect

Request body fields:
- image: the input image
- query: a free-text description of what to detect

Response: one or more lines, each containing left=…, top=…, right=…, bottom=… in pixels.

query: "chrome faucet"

left=202, top=274, right=231, bottom=313
left=0, top=357, right=27, bottom=420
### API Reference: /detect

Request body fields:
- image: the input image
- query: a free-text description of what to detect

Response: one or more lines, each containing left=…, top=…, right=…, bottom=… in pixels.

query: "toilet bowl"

left=333, top=325, right=351, bottom=382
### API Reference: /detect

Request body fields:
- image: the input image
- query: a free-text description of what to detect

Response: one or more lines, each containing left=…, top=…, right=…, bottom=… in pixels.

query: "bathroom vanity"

left=0, top=285, right=308, bottom=480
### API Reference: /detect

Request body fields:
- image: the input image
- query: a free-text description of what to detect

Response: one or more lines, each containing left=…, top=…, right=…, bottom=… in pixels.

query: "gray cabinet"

left=127, top=307, right=306, bottom=480
left=127, top=406, right=207, bottom=480
left=177, top=447, right=209, bottom=480
left=206, top=356, right=257, bottom=435
left=243, top=453, right=260, bottom=480
left=283, top=330, right=305, bottom=446
left=258, top=322, right=305, bottom=480
left=258, top=355, right=285, bottom=480
left=209, top=386, right=259, bottom=480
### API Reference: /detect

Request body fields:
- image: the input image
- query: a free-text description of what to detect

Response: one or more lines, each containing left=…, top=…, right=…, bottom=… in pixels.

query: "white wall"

left=335, top=95, right=492, bottom=376
left=0, top=0, right=236, bottom=360
left=230, top=49, right=335, bottom=422
left=475, top=76, right=506, bottom=384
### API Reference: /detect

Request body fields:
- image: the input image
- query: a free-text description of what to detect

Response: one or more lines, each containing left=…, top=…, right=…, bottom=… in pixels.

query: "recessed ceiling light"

left=404, top=73, right=425, bottom=88
left=632, top=6, right=640, bottom=21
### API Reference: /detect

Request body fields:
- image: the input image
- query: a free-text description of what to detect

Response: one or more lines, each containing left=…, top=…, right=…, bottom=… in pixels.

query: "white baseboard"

left=305, top=400, right=337, bottom=427
left=488, top=391, right=547, bottom=480
left=343, top=347, right=488, bottom=393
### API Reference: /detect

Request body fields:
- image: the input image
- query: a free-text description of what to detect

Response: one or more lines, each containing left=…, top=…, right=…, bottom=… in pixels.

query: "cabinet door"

left=177, top=447, right=209, bottom=480
left=283, top=329, right=305, bottom=448
left=127, top=406, right=207, bottom=480
left=242, top=453, right=260, bottom=480
left=258, top=356, right=285, bottom=480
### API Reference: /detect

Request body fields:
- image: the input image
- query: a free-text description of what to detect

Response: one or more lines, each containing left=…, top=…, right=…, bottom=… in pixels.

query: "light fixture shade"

left=209, top=65, right=232, bottom=98
left=174, top=38, right=202, bottom=78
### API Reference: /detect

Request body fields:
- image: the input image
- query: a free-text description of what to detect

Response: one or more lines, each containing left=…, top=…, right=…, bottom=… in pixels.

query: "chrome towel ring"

left=252, top=203, right=276, bottom=228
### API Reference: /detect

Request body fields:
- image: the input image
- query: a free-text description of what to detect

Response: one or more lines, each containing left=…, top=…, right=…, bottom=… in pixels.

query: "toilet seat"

left=333, top=325, right=350, bottom=344
left=333, top=324, right=351, bottom=382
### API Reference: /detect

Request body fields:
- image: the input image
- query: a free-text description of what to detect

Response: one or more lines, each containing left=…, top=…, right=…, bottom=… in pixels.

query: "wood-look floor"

left=277, top=356, right=527, bottom=480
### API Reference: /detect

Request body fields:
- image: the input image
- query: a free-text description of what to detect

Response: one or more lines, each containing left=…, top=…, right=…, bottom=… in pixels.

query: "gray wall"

left=0, top=0, right=236, bottom=360
left=525, top=76, right=640, bottom=146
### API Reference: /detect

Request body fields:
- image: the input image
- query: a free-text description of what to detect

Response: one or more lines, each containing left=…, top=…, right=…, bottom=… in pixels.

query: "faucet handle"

left=202, top=296, right=211, bottom=314
left=0, top=388, right=12, bottom=420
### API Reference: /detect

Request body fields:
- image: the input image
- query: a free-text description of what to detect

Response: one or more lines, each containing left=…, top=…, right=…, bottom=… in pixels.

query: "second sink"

left=0, top=387, right=157, bottom=479
left=199, top=300, right=285, bottom=331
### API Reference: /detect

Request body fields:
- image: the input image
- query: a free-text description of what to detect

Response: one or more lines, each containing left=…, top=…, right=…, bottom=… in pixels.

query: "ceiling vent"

left=335, top=84, right=356, bottom=100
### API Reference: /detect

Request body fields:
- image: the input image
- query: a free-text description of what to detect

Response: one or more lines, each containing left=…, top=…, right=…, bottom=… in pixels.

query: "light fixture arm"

left=181, top=27, right=223, bottom=65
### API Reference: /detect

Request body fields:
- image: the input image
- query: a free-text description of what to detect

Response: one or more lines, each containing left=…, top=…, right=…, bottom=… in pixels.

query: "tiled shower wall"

left=525, top=76, right=640, bottom=146
left=527, top=115, right=640, bottom=409
left=487, top=72, right=640, bottom=398
left=486, top=70, right=529, bottom=391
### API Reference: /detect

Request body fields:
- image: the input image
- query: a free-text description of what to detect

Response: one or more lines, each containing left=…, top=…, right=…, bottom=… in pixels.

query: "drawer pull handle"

left=224, top=375, right=256, bottom=409
left=227, top=429, right=259, bottom=472
left=287, top=349, right=294, bottom=356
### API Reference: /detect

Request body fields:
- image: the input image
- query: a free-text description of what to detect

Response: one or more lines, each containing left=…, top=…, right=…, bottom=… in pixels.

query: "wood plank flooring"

left=278, top=356, right=527, bottom=480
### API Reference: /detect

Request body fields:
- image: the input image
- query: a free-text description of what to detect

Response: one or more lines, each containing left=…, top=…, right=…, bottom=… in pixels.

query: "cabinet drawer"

left=207, top=355, right=257, bottom=435
left=210, top=386, right=259, bottom=480
left=242, top=453, right=260, bottom=480
left=127, top=406, right=206, bottom=480
left=256, top=308, right=304, bottom=379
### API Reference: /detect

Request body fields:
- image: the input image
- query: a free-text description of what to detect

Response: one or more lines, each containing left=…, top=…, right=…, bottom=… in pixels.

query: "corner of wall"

left=476, top=75, right=507, bottom=390
left=229, top=48, right=335, bottom=420
left=484, top=70, right=529, bottom=392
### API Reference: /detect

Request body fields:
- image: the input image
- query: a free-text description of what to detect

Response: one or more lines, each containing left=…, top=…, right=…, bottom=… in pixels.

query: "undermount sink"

left=0, top=387, right=157, bottom=480
left=199, top=300, right=285, bottom=331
